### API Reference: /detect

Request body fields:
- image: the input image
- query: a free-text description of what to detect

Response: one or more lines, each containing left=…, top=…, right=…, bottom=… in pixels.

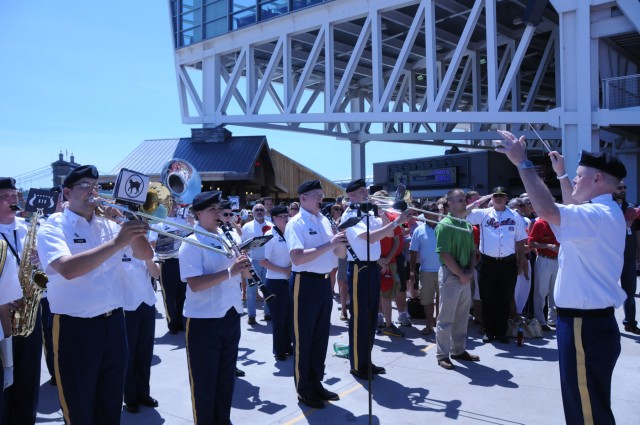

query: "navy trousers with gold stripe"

left=53, top=309, right=127, bottom=425
left=159, top=258, right=185, bottom=332
left=556, top=313, right=620, bottom=425
left=1, top=306, right=42, bottom=425
left=265, top=278, right=293, bottom=357
left=347, top=261, right=380, bottom=373
left=290, top=273, right=332, bottom=399
left=186, top=308, right=240, bottom=425
left=124, top=302, right=156, bottom=406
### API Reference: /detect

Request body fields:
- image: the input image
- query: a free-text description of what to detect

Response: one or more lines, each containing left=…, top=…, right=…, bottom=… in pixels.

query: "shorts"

left=380, top=263, right=401, bottom=299
left=337, top=257, right=348, bottom=281
left=419, top=271, right=439, bottom=306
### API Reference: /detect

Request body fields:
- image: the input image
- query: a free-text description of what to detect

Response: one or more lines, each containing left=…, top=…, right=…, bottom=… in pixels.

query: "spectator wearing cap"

left=288, top=202, right=300, bottom=217
left=178, top=191, right=251, bottom=424
left=259, top=205, right=293, bottom=361
left=497, top=131, right=629, bottom=425
left=612, top=180, right=640, bottom=335
left=341, top=179, right=410, bottom=380
left=528, top=216, right=559, bottom=330
left=284, top=180, right=347, bottom=409
left=508, top=198, right=533, bottom=317
left=241, top=203, right=273, bottom=324
left=0, top=177, right=31, bottom=420
left=36, top=165, right=153, bottom=424
left=465, top=185, right=529, bottom=343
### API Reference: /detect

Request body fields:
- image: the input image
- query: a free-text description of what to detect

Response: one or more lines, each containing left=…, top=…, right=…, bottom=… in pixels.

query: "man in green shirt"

left=435, top=189, right=479, bottom=369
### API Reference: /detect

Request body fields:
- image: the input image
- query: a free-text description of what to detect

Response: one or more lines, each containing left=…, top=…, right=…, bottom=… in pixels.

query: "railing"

left=602, top=74, right=640, bottom=109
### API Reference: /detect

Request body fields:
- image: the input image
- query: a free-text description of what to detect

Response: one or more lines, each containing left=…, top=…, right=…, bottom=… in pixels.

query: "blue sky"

left=0, top=1, right=443, bottom=189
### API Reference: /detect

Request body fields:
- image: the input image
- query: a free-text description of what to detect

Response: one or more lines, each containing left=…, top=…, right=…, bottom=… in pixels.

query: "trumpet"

left=90, top=195, right=234, bottom=258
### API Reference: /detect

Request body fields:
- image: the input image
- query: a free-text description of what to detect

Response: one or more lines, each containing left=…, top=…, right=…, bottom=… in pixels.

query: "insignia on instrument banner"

left=113, top=169, right=149, bottom=205
left=24, top=189, right=57, bottom=214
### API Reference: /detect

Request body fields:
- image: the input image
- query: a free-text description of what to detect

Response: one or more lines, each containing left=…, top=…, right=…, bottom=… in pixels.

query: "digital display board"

left=393, top=167, right=457, bottom=188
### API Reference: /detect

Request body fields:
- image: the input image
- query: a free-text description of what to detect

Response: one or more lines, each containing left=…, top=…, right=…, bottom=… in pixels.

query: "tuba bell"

left=161, top=159, right=201, bottom=204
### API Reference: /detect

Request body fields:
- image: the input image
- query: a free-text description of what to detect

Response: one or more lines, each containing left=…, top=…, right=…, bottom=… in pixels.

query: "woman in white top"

left=178, top=191, right=251, bottom=425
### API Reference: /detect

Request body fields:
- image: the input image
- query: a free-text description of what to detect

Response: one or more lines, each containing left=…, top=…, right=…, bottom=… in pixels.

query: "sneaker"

left=421, top=326, right=433, bottom=335
left=397, top=313, right=412, bottom=327
left=248, top=317, right=257, bottom=325
left=263, top=314, right=272, bottom=321
left=382, top=324, right=405, bottom=337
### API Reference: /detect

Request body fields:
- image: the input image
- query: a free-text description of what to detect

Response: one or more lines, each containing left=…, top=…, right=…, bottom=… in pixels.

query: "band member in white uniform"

left=37, top=165, right=152, bottom=425
left=179, top=191, right=251, bottom=424
left=0, top=238, right=21, bottom=410
left=285, top=180, right=347, bottom=409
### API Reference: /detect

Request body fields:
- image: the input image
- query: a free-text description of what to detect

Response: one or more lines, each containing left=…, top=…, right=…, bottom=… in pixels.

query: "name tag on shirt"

left=308, top=228, right=318, bottom=235
left=73, top=238, right=86, bottom=244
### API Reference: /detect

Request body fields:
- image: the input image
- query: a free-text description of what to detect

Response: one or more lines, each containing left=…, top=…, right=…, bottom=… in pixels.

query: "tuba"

left=12, top=208, right=48, bottom=337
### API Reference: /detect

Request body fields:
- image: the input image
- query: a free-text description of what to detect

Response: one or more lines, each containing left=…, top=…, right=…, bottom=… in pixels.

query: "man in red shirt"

left=528, top=217, right=559, bottom=330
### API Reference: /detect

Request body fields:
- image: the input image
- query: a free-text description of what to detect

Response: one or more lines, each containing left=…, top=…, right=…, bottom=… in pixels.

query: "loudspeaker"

left=521, top=0, right=549, bottom=26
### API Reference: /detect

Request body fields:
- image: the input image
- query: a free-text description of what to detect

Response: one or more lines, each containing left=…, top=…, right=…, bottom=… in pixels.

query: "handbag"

left=507, top=317, right=543, bottom=339
left=406, top=297, right=426, bottom=319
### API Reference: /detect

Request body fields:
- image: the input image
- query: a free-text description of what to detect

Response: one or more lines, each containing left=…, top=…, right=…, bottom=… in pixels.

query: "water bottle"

left=516, top=324, right=524, bottom=347
left=333, top=342, right=349, bottom=358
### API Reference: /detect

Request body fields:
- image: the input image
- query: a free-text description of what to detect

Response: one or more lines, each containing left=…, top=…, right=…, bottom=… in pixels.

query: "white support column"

left=553, top=0, right=600, bottom=174
left=350, top=138, right=366, bottom=180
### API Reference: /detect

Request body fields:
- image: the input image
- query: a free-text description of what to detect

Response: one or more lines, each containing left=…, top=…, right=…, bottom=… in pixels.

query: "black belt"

left=296, top=271, right=330, bottom=280
left=481, top=253, right=516, bottom=262
left=348, top=260, right=378, bottom=265
left=537, top=254, right=558, bottom=260
left=90, top=307, right=122, bottom=319
left=556, top=307, right=614, bottom=318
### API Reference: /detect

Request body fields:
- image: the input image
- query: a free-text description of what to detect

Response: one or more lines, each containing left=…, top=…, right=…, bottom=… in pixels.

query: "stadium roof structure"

left=168, top=0, right=640, bottom=180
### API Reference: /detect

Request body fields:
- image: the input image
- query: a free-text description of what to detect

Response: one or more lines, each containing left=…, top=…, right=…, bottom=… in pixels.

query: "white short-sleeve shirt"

left=36, top=209, right=126, bottom=317
left=263, top=227, right=290, bottom=280
left=179, top=225, right=243, bottom=318
left=340, top=208, right=382, bottom=261
left=120, top=247, right=156, bottom=311
left=241, top=219, right=273, bottom=261
left=550, top=194, right=627, bottom=309
left=466, top=207, right=528, bottom=257
left=410, top=223, right=440, bottom=272
left=285, top=207, right=337, bottom=273
left=0, top=250, right=22, bottom=304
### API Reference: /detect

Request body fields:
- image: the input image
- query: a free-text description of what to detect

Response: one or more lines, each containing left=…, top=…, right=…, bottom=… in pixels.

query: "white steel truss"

left=171, top=0, right=640, bottom=178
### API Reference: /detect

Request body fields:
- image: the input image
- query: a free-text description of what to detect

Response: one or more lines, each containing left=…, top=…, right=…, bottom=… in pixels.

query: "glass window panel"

left=179, top=9, right=202, bottom=30
left=232, top=8, right=256, bottom=29
left=233, top=1, right=257, bottom=13
left=181, top=0, right=203, bottom=14
left=205, top=1, right=227, bottom=20
left=205, top=17, right=229, bottom=38
left=260, top=0, right=288, bottom=21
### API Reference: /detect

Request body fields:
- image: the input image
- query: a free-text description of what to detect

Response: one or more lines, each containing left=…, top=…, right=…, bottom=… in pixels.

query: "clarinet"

left=219, top=222, right=275, bottom=303
left=324, top=211, right=360, bottom=262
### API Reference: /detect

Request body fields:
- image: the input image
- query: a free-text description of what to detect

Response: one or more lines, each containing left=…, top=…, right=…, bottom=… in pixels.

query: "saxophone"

left=11, top=209, right=48, bottom=337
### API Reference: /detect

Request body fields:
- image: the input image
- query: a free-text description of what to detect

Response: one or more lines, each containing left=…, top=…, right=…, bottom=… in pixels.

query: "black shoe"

left=350, top=369, right=373, bottom=380
left=125, top=403, right=139, bottom=413
left=248, top=317, right=257, bottom=325
left=541, top=324, right=552, bottom=331
left=497, top=335, right=510, bottom=344
left=482, top=334, right=494, bottom=343
left=235, top=368, right=245, bottom=377
left=371, top=364, right=386, bottom=374
left=285, top=347, right=294, bottom=356
left=625, top=324, right=640, bottom=335
left=138, top=395, right=158, bottom=408
left=275, top=354, right=287, bottom=361
left=316, top=388, right=339, bottom=401
left=298, top=394, right=324, bottom=409
left=263, top=314, right=272, bottom=321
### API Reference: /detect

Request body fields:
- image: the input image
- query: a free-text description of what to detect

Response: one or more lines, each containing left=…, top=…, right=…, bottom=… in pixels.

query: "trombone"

left=369, top=195, right=473, bottom=234
left=90, top=195, right=234, bottom=258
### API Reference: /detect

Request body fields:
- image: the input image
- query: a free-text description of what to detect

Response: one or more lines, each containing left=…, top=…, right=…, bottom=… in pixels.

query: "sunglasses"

left=618, top=186, right=627, bottom=190
left=222, top=212, right=234, bottom=217
left=253, top=208, right=265, bottom=212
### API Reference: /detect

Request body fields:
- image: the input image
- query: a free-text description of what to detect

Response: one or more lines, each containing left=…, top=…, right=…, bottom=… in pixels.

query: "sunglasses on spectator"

left=222, top=212, right=234, bottom=217
left=254, top=208, right=265, bottom=212
left=618, top=186, right=627, bottom=190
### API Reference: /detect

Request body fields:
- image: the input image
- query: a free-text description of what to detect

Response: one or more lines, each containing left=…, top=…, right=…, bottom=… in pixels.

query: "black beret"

left=297, top=179, right=322, bottom=194
left=192, top=191, right=222, bottom=212
left=492, top=186, right=508, bottom=196
left=220, top=200, right=232, bottom=210
left=579, top=150, right=627, bottom=180
left=271, top=205, right=289, bottom=217
left=345, top=178, right=366, bottom=193
left=0, top=177, right=16, bottom=190
left=63, top=165, right=99, bottom=188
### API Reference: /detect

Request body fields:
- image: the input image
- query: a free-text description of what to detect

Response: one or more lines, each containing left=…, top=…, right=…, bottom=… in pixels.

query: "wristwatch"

left=517, top=159, right=534, bottom=170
